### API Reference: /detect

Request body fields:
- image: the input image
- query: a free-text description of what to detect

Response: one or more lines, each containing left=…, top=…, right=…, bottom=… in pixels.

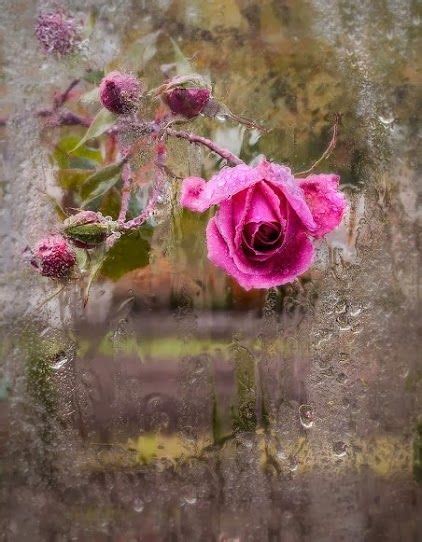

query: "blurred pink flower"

left=35, top=10, right=80, bottom=56
left=181, top=159, right=346, bottom=290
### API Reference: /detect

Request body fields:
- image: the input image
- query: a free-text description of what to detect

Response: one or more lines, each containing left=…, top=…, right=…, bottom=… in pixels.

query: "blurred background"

left=0, top=0, right=420, bottom=540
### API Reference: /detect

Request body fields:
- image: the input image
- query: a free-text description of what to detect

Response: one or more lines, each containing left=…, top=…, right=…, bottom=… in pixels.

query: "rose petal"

left=180, top=176, right=207, bottom=212
left=207, top=217, right=269, bottom=290
left=259, top=161, right=317, bottom=233
left=298, top=174, right=347, bottom=237
left=262, top=209, right=314, bottom=285
left=180, top=164, right=261, bottom=213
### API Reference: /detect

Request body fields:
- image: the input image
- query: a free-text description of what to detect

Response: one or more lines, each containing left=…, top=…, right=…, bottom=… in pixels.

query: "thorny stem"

left=165, top=127, right=243, bottom=166
left=121, top=145, right=167, bottom=231
left=116, top=128, right=242, bottom=232
left=118, top=162, right=133, bottom=223
left=121, top=168, right=165, bottom=231
left=54, top=79, right=80, bottom=109
left=295, top=113, right=340, bottom=177
left=121, top=175, right=164, bottom=231
left=56, top=111, right=91, bottom=127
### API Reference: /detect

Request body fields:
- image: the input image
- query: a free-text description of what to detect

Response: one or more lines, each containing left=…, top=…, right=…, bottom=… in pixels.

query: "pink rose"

left=180, top=159, right=346, bottom=290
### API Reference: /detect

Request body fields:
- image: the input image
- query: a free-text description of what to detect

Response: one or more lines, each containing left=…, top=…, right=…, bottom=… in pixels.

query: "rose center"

left=243, top=221, right=283, bottom=253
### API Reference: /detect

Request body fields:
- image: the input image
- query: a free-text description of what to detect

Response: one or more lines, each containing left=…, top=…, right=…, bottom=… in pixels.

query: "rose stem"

left=54, top=78, right=81, bottom=109
left=118, top=162, right=133, bottom=223
left=121, top=143, right=167, bottom=231
left=295, top=113, right=340, bottom=177
left=165, top=127, right=243, bottom=166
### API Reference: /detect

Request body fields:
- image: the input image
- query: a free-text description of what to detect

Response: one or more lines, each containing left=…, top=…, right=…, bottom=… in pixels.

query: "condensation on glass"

left=0, top=1, right=420, bottom=540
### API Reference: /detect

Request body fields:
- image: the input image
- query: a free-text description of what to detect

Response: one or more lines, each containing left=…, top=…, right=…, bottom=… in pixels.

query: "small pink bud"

left=99, top=71, right=143, bottom=115
left=30, top=235, right=76, bottom=279
left=35, top=10, right=80, bottom=56
left=164, top=87, right=211, bottom=119
left=157, top=74, right=212, bottom=119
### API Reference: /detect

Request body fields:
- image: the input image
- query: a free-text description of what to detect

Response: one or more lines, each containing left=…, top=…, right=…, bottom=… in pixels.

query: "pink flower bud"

left=99, top=71, right=143, bottom=115
left=35, top=10, right=80, bottom=56
left=164, top=87, right=211, bottom=119
left=30, top=235, right=76, bottom=279
left=157, top=74, right=212, bottom=119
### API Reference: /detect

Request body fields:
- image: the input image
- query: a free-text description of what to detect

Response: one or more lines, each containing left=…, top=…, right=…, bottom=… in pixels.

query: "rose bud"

left=99, top=71, right=143, bottom=115
left=35, top=9, right=80, bottom=56
left=159, top=74, right=212, bottom=119
left=63, top=211, right=110, bottom=249
left=30, top=235, right=76, bottom=278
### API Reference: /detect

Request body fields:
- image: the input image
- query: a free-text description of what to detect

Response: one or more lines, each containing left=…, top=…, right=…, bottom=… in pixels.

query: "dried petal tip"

left=30, top=235, right=76, bottom=278
left=35, top=10, right=80, bottom=56
left=99, top=71, right=143, bottom=114
left=63, top=211, right=110, bottom=248
left=160, top=74, right=211, bottom=119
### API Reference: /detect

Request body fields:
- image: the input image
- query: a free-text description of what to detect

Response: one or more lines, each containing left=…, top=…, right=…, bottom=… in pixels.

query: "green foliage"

left=83, top=69, right=104, bottom=85
left=57, top=168, right=93, bottom=190
left=80, top=161, right=124, bottom=204
left=101, top=227, right=153, bottom=280
left=170, top=37, right=194, bottom=76
left=230, top=341, right=257, bottom=433
left=53, top=134, right=102, bottom=168
left=71, top=108, right=116, bottom=151
left=22, top=330, right=63, bottom=421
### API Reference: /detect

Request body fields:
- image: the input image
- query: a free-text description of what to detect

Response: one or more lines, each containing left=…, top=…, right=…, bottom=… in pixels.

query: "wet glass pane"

left=0, top=1, right=420, bottom=540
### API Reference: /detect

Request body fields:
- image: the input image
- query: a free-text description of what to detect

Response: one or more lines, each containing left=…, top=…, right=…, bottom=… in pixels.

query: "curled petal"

left=298, top=174, right=347, bottom=237
left=180, top=163, right=270, bottom=213
left=260, top=161, right=316, bottom=233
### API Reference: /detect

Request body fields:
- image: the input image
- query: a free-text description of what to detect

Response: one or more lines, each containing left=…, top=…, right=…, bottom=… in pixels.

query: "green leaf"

left=83, top=69, right=104, bottom=84
left=83, top=255, right=107, bottom=307
left=170, top=37, right=194, bottom=76
left=80, top=161, right=124, bottom=204
left=54, top=135, right=102, bottom=167
left=71, top=108, right=116, bottom=152
left=99, top=188, right=121, bottom=219
left=57, top=168, right=94, bottom=190
left=101, top=227, right=152, bottom=281
left=125, top=30, right=161, bottom=71
left=45, top=193, right=67, bottom=220
left=79, top=86, right=100, bottom=106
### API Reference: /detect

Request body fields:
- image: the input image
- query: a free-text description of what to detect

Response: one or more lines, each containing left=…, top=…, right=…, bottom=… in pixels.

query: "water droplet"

left=183, top=496, right=197, bottom=505
left=133, top=498, right=144, bottom=513
left=181, top=486, right=197, bottom=506
left=51, top=354, right=69, bottom=371
left=236, top=433, right=254, bottom=448
left=333, top=441, right=347, bottom=458
left=288, top=457, right=298, bottom=471
left=336, top=372, right=348, bottom=383
left=350, top=305, right=362, bottom=318
left=378, top=114, right=394, bottom=126
left=299, top=404, right=314, bottom=429
left=276, top=447, right=286, bottom=461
